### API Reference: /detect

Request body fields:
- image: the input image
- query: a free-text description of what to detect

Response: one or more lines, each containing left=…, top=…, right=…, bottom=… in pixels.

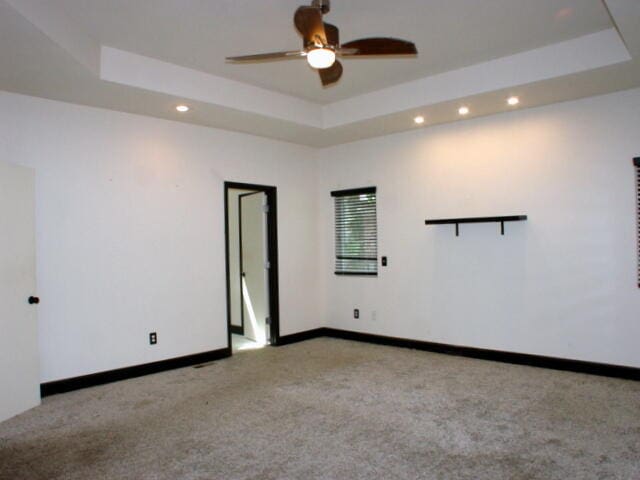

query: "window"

left=331, top=187, right=378, bottom=276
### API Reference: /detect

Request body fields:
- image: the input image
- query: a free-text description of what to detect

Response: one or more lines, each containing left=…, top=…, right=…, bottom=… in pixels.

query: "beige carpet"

left=1, top=338, right=639, bottom=479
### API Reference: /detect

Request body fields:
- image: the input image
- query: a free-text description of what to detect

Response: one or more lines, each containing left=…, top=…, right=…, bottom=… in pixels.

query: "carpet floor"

left=0, top=338, right=639, bottom=479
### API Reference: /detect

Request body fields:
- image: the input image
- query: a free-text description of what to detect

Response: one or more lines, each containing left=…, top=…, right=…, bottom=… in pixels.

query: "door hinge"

left=265, top=317, right=271, bottom=325
left=263, top=204, right=270, bottom=213
left=264, top=261, right=271, bottom=269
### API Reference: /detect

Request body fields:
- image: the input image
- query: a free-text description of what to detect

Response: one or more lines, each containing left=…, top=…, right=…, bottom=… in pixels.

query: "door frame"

left=224, top=182, right=280, bottom=351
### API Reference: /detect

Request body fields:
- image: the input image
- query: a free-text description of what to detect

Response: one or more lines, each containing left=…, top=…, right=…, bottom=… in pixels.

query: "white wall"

left=2, top=86, right=639, bottom=384
left=317, top=88, right=640, bottom=368
left=0, top=92, right=321, bottom=383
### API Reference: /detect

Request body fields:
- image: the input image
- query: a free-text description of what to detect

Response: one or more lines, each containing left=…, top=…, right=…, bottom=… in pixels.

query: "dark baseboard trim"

left=40, top=327, right=639, bottom=397
left=230, top=325, right=244, bottom=336
left=276, top=328, right=327, bottom=346
left=322, top=328, right=640, bottom=381
left=40, top=347, right=232, bottom=397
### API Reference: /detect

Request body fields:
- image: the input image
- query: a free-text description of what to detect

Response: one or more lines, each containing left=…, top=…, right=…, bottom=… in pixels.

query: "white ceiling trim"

left=323, top=29, right=631, bottom=128
left=100, top=29, right=630, bottom=131
left=100, top=47, right=323, bottom=128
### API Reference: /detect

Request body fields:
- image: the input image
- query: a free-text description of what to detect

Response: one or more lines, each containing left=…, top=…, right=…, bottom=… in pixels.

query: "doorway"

left=224, top=182, right=280, bottom=353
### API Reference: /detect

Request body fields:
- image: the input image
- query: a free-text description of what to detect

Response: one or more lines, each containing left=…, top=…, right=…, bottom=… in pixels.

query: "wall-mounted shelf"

left=425, top=215, right=527, bottom=236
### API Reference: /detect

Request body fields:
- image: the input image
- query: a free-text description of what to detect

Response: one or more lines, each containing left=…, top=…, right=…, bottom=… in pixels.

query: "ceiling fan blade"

left=324, top=22, right=339, bottom=47
left=339, top=38, right=417, bottom=56
left=294, top=6, right=327, bottom=47
left=318, top=60, right=343, bottom=86
left=226, top=51, right=305, bottom=62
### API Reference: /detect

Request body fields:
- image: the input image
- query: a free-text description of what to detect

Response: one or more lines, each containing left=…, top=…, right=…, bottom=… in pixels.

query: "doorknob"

left=28, top=296, right=39, bottom=305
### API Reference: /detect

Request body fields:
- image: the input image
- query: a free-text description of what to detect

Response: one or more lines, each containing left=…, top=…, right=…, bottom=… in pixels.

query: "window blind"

left=331, top=187, right=377, bottom=275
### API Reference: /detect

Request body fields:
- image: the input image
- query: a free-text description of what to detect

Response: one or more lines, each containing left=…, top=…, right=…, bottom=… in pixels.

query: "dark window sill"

left=334, top=272, right=378, bottom=276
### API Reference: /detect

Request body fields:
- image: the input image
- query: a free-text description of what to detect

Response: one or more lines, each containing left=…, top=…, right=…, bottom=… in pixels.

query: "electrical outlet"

left=354, top=309, right=359, bottom=319
left=381, top=256, right=388, bottom=266
left=149, top=332, right=157, bottom=345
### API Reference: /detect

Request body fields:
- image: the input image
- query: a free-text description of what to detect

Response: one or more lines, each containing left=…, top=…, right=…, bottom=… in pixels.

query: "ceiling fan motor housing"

left=312, top=0, right=330, bottom=14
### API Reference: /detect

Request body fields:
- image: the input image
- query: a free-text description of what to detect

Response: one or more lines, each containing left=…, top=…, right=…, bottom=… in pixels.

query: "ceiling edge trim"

left=322, top=28, right=631, bottom=128
left=99, top=47, right=323, bottom=128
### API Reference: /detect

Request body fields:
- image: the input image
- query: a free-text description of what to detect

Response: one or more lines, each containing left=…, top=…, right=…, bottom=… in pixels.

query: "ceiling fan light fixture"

left=226, top=2, right=418, bottom=86
left=306, top=48, right=336, bottom=69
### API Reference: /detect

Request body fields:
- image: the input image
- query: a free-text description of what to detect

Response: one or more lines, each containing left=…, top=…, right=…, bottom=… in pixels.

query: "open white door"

left=0, top=160, right=40, bottom=422
left=240, top=192, right=269, bottom=344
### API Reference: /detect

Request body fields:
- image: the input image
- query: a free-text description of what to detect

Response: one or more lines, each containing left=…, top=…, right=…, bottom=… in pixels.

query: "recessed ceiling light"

left=414, top=115, right=425, bottom=125
left=507, top=96, right=520, bottom=106
left=458, top=106, right=469, bottom=116
left=176, top=105, right=190, bottom=113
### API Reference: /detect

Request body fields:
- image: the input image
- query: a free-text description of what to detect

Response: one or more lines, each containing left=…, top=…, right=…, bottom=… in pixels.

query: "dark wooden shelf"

left=425, top=215, right=527, bottom=236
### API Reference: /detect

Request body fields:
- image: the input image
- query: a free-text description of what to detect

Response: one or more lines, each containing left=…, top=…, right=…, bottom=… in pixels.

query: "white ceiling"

left=54, top=0, right=612, bottom=104
left=1, top=0, right=639, bottom=147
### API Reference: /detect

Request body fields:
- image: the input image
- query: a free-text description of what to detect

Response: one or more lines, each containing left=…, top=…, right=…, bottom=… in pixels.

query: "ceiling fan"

left=226, top=0, right=418, bottom=87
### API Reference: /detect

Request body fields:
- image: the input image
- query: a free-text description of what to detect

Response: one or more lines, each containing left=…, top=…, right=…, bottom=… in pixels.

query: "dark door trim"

left=224, top=182, right=280, bottom=351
